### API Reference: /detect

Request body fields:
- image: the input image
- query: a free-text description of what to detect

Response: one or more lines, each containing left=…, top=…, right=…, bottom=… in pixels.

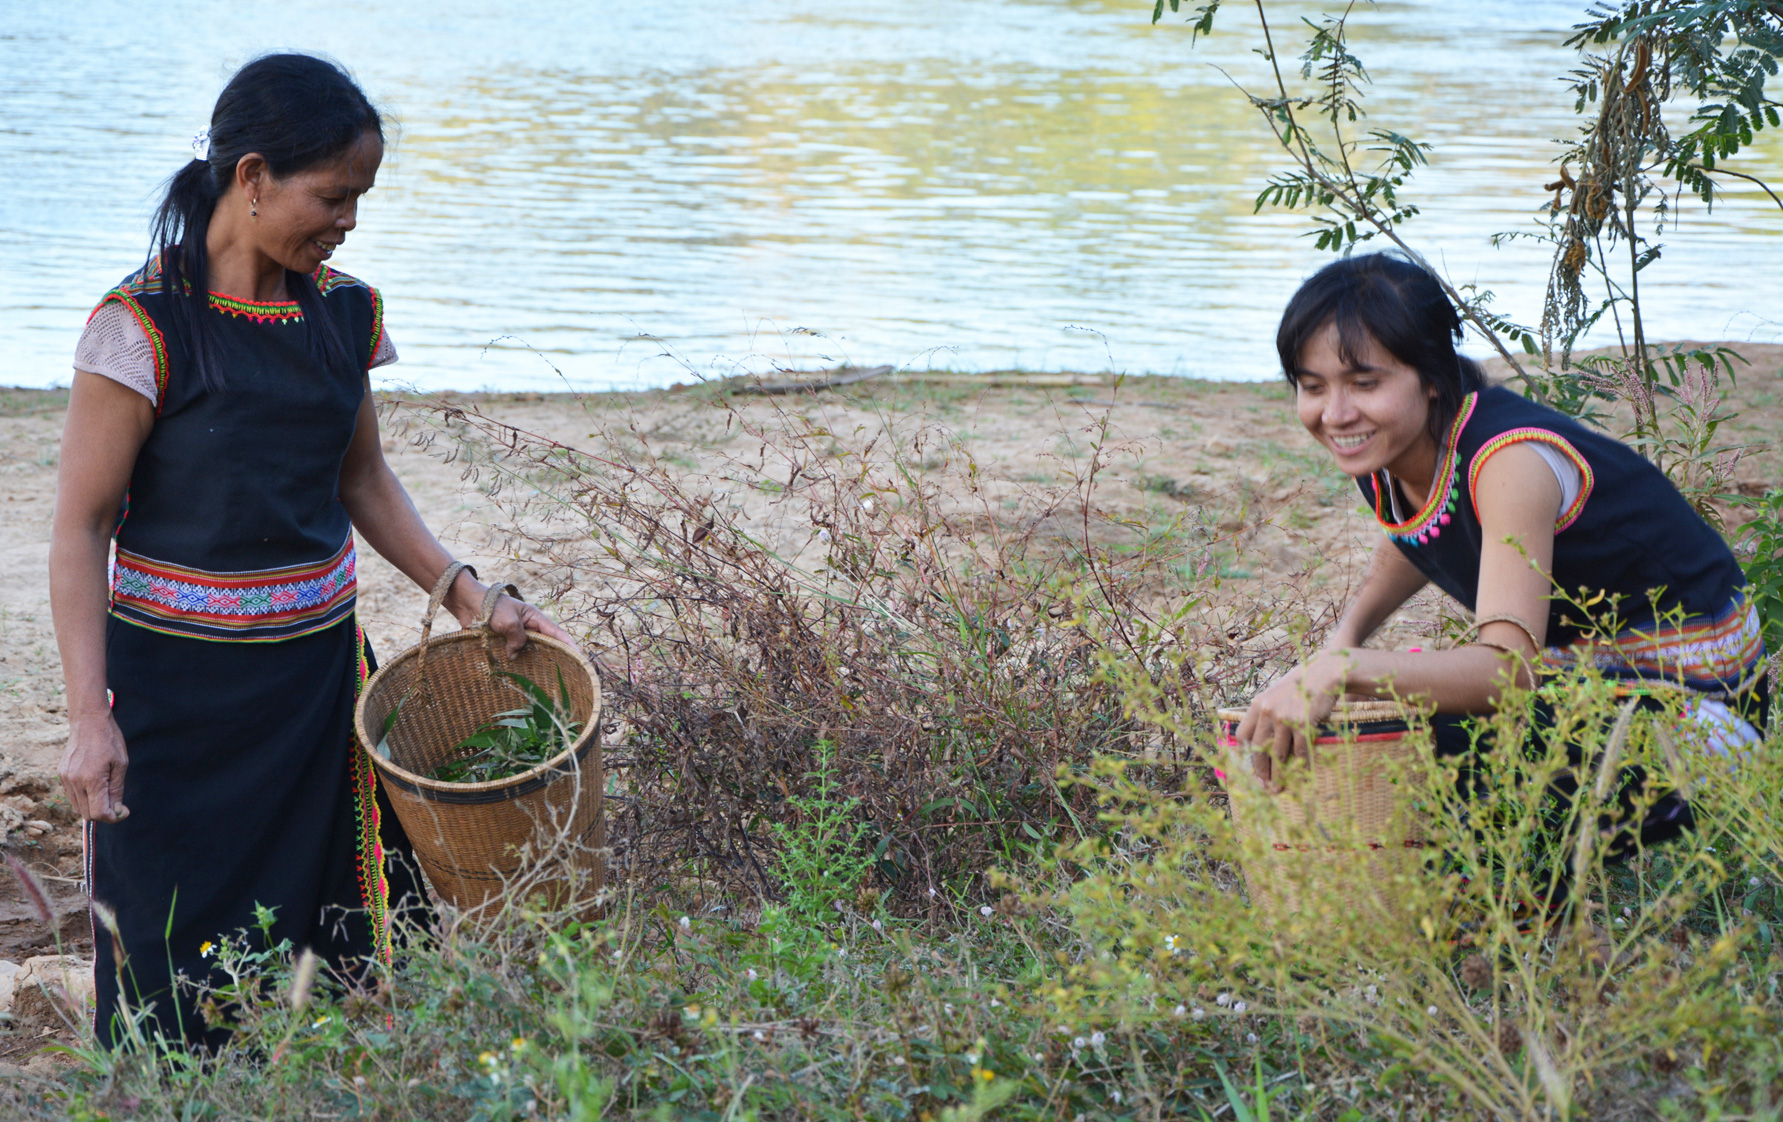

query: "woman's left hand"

left=1236, top=650, right=1349, bottom=787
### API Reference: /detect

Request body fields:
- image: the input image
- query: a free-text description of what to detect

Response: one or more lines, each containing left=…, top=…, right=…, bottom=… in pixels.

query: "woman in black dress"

left=1238, top=254, right=1766, bottom=916
left=50, top=54, right=575, bottom=1048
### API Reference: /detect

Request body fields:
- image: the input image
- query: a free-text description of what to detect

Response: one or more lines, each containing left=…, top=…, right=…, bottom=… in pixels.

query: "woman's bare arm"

left=1324, top=538, right=1429, bottom=650
left=336, top=387, right=577, bottom=654
left=1240, top=443, right=1559, bottom=770
left=50, top=373, right=155, bottom=823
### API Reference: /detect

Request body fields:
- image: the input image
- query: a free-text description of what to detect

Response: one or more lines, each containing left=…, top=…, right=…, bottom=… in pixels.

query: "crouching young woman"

left=1237, top=253, right=1767, bottom=917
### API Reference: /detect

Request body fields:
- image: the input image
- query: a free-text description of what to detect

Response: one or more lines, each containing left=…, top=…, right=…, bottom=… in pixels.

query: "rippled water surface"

left=4, top=1, right=1779, bottom=390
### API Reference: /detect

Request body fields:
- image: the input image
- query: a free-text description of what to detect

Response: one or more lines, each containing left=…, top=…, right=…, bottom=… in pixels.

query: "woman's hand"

left=59, top=713, right=130, bottom=824
left=1236, top=650, right=1350, bottom=787
left=444, top=568, right=581, bottom=658
left=483, top=591, right=580, bottom=658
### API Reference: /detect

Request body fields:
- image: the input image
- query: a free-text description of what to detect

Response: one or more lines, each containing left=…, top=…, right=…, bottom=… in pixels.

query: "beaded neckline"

left=208, top=291, right=304, bottom=324
left=1372, top=392, right=1478, bottom=546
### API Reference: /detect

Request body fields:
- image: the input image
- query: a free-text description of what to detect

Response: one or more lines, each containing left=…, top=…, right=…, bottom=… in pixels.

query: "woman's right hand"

left=59, top=713, right=130, bottom=823
left=1236, top=650, right=1348, bottom=788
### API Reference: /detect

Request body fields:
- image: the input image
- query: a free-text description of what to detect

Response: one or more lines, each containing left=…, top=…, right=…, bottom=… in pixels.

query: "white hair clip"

left=192, top=129, right=211, bottom=162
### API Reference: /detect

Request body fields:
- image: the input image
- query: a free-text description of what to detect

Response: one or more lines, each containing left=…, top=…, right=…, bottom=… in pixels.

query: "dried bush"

left=383, top=387, right=1332, bottom=913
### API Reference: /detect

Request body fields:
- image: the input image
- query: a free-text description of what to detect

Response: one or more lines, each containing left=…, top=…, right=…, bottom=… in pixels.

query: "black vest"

left=1357, top=387, right=1759, bottom=693
left=98, top=257, right=380, bottom=641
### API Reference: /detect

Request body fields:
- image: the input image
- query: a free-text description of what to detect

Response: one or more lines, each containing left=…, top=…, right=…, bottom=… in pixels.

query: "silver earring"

left=250, top=199, right=258, bottom=218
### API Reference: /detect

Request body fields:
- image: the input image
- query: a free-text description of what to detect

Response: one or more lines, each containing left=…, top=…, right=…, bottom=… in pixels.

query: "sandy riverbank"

left=0, top=346, right=1777, bottom=1057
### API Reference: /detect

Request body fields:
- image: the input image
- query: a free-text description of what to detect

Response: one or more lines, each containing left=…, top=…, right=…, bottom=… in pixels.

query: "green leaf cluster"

left=432, top=668, right=584, bottom=784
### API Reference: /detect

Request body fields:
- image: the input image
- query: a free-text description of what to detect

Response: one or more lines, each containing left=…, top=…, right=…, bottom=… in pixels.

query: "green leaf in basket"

left=429, top=671, right=583, bottom=784
left=375, top=700, right=404, bottom=760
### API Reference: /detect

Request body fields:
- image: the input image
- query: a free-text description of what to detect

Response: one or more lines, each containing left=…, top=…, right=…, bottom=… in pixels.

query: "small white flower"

left=818, top=528, right=832, bottom=543
left=928, top=887, right=938, bottom=898
left=1245, top=1032, right=1258, bottom=1044
left=1215, top=992, right=1231, bottom=1007
left=1191, top=1007, right=1205, bottom=1020
left=1426, top=1006, right=1438, bottom=1016
left=354, top=1076, right=366, bottom=1088
left=1111, top=1090, right=1124, bottom=1104
left=746, top=968, right=759, bottom=981
left=836, top=947, right=847, bottom=957
left=965, top=1051, right=980, bottom=1065
left=1233, top=1001, right=1247, bottom=1014
left=1752, top=877, right=1764, bottom=887
left=1614, top=917, right=1626, bottom=926
left=891, top=1054, right=905, bottom=1066
left=1163, top=934, right=1180, bottom=956
left=678, top=916, right=691, bottom=931
left=1089, top=1031, right=1106, bottom=1048
left=872, top=919, right=884, bottom=933
left=861, top=496, right=876, bottom=513
left=989, top=998, right=1001, bottom=1007
left=979, top=905, right=994, bottom=917
left=753, top=1030, right=766, bottom=1042
left=1172, top=1004, right=1186, bottom=1018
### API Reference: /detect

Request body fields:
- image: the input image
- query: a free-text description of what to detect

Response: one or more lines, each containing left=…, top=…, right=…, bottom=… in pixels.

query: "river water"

left=4, top=1, right=1779, bottom=391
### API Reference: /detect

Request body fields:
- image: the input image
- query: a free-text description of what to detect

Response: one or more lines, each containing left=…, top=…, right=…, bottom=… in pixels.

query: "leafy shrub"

left=1736, top=487, right=1783, bottom=659
left=1032, top=655, right=1783, bottom=1120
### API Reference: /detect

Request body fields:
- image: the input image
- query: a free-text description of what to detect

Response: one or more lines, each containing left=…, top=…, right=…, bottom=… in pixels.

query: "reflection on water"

left=3, top=0, right=1778, bottom=390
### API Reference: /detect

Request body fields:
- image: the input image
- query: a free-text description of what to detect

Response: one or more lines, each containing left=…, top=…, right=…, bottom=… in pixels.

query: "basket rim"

left=353, top=629, right=602, bottom=796
left=1215, top=698, right=1422, bottom=725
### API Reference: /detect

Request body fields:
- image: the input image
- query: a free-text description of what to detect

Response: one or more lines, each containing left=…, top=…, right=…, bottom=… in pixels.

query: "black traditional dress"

left=1358, top=386, right=1766, bottom=712
left=77, top=256, right=426, bottom=1048
left=1356, top=387, right=1768, bottom=900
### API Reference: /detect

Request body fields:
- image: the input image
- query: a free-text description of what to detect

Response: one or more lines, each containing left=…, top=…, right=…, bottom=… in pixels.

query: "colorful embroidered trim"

left=366, top=284, right=385, bottom=370
left=110, top=538, right=358, bottom=642
left=350, top=618, right=393, bottom=969
left=1542, top=597, right=1765, bottom=696
left=1372, top=392, right=1478, bottom=546
left=112, top=253, right=174, bottom=299
left=208, top=291, right=304, bottom=324
left=313, top=263, right=368, bottom=296
left=1467, top=428, right=1595, bottom=531
left=90, top=292, right=169, bottom=412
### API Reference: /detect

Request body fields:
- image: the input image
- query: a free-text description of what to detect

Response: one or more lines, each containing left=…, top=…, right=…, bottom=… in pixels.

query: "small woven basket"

left=1215, top=700, right=1430, bottom=917
left=354, top=571, right=605, bottom=914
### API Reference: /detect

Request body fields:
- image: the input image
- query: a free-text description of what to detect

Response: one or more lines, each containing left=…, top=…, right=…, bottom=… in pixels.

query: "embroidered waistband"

left=110, top=539, right=357, bottom=642
left=1542, top=597, right=1765, bottom=697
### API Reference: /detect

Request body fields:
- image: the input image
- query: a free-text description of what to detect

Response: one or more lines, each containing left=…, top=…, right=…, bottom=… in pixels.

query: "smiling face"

left=1293, top=320, right=1440, bottom=483
left=239, top=130, right=383, bottom=275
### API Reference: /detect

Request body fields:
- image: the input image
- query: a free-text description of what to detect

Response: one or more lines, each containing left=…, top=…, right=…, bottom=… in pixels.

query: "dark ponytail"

left=150, top=53, right=383, bottom=392
left=1275, top=253, right=1487, bottom=442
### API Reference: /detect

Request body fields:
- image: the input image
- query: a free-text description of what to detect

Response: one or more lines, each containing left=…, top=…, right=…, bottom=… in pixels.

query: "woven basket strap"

left=476, top=581, right=524, bottom=672
left=477, top=581, right=522, bottom=628
left=414, top=561, right=478, bottom=687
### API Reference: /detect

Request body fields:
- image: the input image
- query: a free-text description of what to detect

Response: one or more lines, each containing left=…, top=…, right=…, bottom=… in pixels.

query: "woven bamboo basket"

left=354, top=575, right=604, bottom=914
left=1215, top=700, right=1430, bottom=917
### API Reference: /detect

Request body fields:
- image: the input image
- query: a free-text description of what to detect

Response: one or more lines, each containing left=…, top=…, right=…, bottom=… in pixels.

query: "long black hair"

left=150, top=53, right=383, bottom=392
left=1275, top=253, right=1486, bottom=442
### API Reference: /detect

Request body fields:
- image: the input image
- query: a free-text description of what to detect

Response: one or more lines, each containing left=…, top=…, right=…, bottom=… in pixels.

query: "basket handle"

left=412, top=561, right=477, bottom=687
left=475, top=580, right=525, bottom=673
